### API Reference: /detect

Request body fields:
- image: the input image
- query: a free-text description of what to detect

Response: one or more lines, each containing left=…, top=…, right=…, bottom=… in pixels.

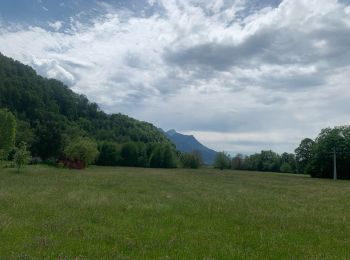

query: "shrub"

left=64, top=137, right=99, bottom=167
left=181, top=152, right=202, bottom=168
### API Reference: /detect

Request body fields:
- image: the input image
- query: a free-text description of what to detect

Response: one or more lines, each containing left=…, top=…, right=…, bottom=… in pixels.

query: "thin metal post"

left=333, top=148, right=337, bottom=180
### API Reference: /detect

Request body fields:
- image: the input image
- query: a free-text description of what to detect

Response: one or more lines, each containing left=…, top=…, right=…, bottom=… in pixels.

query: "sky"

left=0, top=0, right=350, bottom=154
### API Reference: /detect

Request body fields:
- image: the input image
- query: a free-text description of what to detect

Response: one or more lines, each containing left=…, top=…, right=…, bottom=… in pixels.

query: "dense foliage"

left=295, top=126, right=350, bottom=179
left=226, top=151, right=297, bottom=173
left=295, top=138, right=315, bottom=174
left=0, top=109, right=16, bottom=159
left=230, top=126, right=350, bottom=179
left=96, top=141, right=178, bottom=168
left=64, top=137, right=99, bottom=166
left=214, top=152, right=231, bottom=170
left=180, top=151, right=202, bottom=169
left=0, top=53, right=176, bottom=167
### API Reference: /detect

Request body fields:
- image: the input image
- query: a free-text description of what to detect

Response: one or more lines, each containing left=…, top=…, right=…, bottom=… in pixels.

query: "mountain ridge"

left=165, top=129, right=217, bottom=165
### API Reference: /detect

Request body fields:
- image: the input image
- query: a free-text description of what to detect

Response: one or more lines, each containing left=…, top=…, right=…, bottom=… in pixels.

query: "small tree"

left=13, top=142, right=31, bottom=172
left=214, top=152, right=231, bottom=170
left=231, top=154, right=244, bottom=170
left=181, top=152, right=202, bottom=169
left=64, top=137, right=99, bottom=167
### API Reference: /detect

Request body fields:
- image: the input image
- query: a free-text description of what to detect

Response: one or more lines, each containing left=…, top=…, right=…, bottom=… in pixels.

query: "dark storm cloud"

left=164, top=30, right=274, bottom=71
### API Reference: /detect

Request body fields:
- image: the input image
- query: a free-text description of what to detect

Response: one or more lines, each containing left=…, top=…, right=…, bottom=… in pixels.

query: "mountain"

left=0, top=53, right=171, bottom=159
left=165, top=130, right=217, bottom=165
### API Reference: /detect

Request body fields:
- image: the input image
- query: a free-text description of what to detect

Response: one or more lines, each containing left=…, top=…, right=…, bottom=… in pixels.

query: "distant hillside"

left=0, top=53, right=171, bottom=159
left=165, top=130, right=217, bottom=165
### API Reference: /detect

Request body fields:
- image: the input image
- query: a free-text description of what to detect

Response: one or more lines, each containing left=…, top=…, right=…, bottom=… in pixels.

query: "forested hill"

left=0, top=53, right=171, bottom=159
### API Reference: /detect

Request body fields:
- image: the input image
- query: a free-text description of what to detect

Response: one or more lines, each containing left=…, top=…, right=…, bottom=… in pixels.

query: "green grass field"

left=1, top=165, right=350, bottom=259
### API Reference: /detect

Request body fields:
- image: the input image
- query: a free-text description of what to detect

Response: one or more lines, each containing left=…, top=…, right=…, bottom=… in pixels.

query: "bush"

left=64, top=137, right=99, bottom=167
left=181, top=152, right=202, bottom=169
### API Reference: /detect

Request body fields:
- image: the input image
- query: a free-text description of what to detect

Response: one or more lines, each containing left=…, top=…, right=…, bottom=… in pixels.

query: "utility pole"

left=333, top=147, right=337, bottom=180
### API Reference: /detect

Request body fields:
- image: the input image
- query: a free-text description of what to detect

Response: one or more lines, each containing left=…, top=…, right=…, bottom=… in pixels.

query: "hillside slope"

left=165, top=129, right=217, bottom=165
left=0, top=53, right=170, bottom=158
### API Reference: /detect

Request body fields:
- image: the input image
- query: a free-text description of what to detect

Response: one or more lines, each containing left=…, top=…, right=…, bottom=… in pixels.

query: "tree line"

left=214, top=150, right=296, bottom=173
left=214, top=125, right=350, bottom=179
left=295, top=126, right=350, bottom=179
left=0, top=53, right=177, bottom=165
left=3, top=104, right=350, bottom=177
left=2, top=108, right=205, bottom=170
left=1, top=53, right=349, bottom=177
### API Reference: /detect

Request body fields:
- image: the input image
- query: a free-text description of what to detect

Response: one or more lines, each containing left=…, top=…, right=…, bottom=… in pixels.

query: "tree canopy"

left=297, top=126, right=350, bottom=179
left=0, top=53, right=174, bottom=166
left=64, top=137, right=99, bottom=166
left=0, top=109, right=16, bottom=159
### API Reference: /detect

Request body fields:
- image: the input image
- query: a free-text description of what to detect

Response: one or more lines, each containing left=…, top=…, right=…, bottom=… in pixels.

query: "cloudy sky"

left=0, top=0, right=350, bottom=154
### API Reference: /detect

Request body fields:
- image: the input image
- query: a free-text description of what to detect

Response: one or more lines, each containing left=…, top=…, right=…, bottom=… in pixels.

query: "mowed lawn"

left=1, top=166, right=350, bottom=259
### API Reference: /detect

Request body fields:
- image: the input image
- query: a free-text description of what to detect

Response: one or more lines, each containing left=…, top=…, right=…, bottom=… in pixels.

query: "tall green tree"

left=280, top=152, right=296, bottom=173
left=121, top=142, right=139, bottom=166
left=295, top=138, right=315, bottom=174
left=162, top=144, right=177, bottom=168
left=0, top=109, right=16, bottom=160
left=96, top=142, right=121, bottom=166
left=259, top=150, right=281, bottom=172
left=231, top=154, right=244, bottom=170
left=305, top=127, right=350, bottom=179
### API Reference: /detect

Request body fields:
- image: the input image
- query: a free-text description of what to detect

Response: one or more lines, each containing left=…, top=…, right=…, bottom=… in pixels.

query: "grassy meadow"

left=0, top=165, right=350, bottom=259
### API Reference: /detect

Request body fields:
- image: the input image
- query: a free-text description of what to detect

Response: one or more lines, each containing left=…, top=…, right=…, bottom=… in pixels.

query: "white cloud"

left=0, top=0, right=350, bottom=154
left=48, top=21, right=63, bottom=31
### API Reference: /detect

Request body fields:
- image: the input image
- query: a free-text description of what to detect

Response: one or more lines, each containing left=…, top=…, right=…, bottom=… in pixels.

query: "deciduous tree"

left=64, top=137, right=99, bottom=166
left=0, top=109, right=16, bottom=160
left=13, top=142, right=31, bottom=172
